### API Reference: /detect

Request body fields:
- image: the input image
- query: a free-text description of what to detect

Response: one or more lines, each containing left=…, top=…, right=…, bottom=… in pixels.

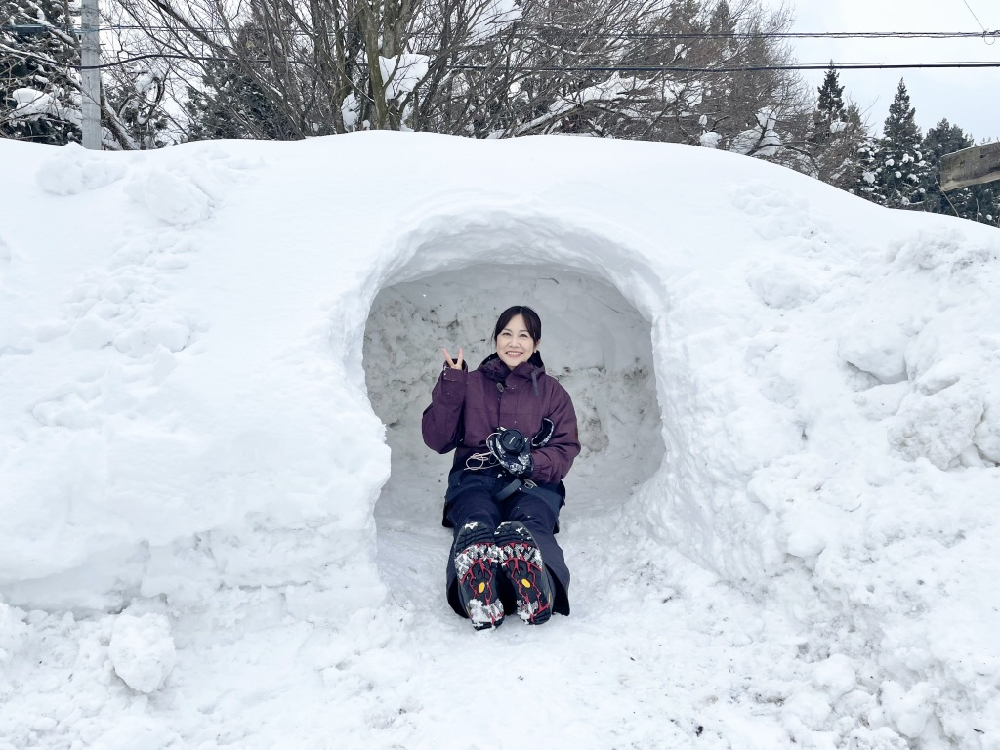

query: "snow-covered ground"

left=1, top=133, right=998, bottom=749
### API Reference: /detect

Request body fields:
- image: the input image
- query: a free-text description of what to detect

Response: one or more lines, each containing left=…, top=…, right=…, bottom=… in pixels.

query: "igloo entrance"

left=362, top=262, right=664, bottom=603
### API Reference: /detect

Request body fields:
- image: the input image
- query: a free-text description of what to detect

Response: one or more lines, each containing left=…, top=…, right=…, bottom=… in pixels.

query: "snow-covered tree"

left=812, top=63, right=844, bottom=146
left=851, top=130, right=877, bottom=197
left=1, top=0, right=82, bottom=144
left=806, top=65, right=868, bottom=191
left=99, top=48, right=175, bottom=149
left=862, top=79, right=930, bottom=209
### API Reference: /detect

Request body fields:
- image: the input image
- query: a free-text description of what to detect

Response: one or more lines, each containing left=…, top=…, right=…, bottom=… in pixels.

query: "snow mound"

left=1, top=132, right=999, bottom=749
left=108, top=612, right=176, bottom=692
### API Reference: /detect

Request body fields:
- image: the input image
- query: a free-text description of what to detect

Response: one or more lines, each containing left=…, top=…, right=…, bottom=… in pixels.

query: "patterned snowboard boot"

left=453, top=522, right=505, bottom=630
left=493, top=521, right=554, bottom=625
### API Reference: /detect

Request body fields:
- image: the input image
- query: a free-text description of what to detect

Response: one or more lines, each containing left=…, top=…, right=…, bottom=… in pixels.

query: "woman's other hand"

left=442, top=347, right=464, bottom=370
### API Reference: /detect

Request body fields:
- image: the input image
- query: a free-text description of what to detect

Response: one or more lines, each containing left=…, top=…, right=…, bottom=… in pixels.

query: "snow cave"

left=361, top=220, right=666, bottom=601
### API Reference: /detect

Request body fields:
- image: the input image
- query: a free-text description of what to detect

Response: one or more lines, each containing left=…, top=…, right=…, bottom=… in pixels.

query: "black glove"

left=486, top=428, right=533, bottom=477
left=531, top=418, right=555, bottom=449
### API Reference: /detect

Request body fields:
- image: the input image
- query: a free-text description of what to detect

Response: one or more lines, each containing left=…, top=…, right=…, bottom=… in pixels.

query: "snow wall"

left=2, top=133, right=1000, bottom=746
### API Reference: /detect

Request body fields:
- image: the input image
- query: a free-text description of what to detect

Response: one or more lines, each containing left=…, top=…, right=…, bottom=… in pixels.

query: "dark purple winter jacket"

left=422, top=353, right=580, bottom=485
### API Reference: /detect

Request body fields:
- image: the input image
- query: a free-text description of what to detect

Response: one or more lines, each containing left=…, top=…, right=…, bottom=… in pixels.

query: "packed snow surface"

left=1, top=133, right=999, bottom=749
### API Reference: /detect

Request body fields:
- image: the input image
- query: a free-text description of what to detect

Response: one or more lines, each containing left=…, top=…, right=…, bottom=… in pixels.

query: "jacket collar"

left=478, top=352, right=545, bottom=384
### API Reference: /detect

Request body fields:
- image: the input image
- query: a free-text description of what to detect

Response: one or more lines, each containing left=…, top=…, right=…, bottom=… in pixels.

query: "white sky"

left=765, top=0, right=999, bottom=142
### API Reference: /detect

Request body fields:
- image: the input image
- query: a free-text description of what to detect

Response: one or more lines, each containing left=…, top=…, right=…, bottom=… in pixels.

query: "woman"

left=422, top=305, right=580, bottom=630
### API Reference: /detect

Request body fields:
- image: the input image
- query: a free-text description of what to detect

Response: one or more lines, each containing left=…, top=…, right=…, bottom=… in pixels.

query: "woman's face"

left=495, top=314, right=538, bottom=369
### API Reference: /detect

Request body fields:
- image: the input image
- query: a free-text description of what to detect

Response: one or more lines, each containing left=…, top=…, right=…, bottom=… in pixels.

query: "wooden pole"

left=80, top=0, right=102, bottom=150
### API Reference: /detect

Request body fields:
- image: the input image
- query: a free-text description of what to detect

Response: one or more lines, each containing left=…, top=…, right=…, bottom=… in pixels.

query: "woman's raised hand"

left=442, top=347, right=464, bottom=370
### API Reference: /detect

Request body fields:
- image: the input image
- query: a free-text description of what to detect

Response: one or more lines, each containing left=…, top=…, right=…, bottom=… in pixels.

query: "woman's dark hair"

left=493, top=305, right=542, bottom=345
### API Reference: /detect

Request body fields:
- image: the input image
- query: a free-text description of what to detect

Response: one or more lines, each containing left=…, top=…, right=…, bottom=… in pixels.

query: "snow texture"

left=1, top=132, right=999, bottom=749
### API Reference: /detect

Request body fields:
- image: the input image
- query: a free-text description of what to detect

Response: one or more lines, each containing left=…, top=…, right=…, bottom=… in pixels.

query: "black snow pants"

left=443, top=468, right=570, bottom=620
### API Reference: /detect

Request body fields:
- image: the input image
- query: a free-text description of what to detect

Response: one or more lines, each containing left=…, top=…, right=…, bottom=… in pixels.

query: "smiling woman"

left=424, top=304, right=581, bottom=630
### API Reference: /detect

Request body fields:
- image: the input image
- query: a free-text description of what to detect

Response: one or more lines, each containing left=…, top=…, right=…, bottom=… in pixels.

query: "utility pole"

left=80, top=0, right=102, bottom=149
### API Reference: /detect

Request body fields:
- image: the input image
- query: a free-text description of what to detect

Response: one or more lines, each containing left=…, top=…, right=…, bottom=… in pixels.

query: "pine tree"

left=809, top=65, right=868, bottom=191
left=853, top=133, right=881, bottom=202
left=1, top=0, right=82, bottom=144
left=812, top=62, right=845, bottom=147
left=921, top=119, right=974, bottom=217
left=869, top=79, right=930, bottom=209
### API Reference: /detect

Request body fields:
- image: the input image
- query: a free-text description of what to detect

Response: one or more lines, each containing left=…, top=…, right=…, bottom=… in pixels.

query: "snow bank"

left=1, top=133, right=999, bottom=748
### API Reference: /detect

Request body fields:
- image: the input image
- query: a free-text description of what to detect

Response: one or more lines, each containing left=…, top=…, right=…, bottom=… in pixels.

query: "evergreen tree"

left=853, top=132, right=881, bottom=202
left=0, top=0, right=82, bottom=144
left=868, top=79, right=930, bottom=209
left=812, top=62, right=845, bottom=146
left=921, top=119, right=974, bottom=217
left=854, top=79, right=930, bottom=208
left=809, top=65, right=868, bottom=191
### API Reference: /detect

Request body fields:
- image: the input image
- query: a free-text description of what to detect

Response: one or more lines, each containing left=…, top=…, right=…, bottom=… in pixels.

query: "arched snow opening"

left=360, top=210, right=669, bottom=605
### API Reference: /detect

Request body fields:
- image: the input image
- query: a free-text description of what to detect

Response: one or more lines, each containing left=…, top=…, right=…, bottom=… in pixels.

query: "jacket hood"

left=478, top=352, right=545, bottom=394
left=478, top=351, right=545, bottom=376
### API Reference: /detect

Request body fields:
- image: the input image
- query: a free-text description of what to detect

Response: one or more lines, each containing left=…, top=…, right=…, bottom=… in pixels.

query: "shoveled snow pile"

left=1, top=133, right=998, bottom=749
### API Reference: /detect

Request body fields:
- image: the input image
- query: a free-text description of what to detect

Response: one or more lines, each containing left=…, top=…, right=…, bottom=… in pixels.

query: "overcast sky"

left=764, top=0, right=999, bottom=142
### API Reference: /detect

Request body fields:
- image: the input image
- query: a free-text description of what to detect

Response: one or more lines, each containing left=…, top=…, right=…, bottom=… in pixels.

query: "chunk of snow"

left=974, top=390, right=1000, bottom=463
left=730, top=110, right=781, bottom=156
left=379, top=55, right=430, bottom=101
left=341, top=94, right=360, bottom=131
left=0, top=602, right=28, bottom=663
left=838, top=322, right=909, bottom=383
left=699, top=131, right=721, bottom=148
left=880, top=681, right=936, bottom=739
left=888, top=383, right=983, bottom=469
left=108, top=613, right=176, bottom=692
left=11, top=87, right=78, bottom=126
left=813, top=655, right=857, bottom=700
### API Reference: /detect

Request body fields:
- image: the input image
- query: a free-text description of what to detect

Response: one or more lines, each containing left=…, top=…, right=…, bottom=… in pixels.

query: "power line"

left=98, top=27, right=1000, bottom=40
left=507, top=29, right=1000, bottom=40
left=453, top=62, right=1000, bottom=72
left=6, top=23, right=1000, bottom=40
left=57, top=52, right=1000, bottom=72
